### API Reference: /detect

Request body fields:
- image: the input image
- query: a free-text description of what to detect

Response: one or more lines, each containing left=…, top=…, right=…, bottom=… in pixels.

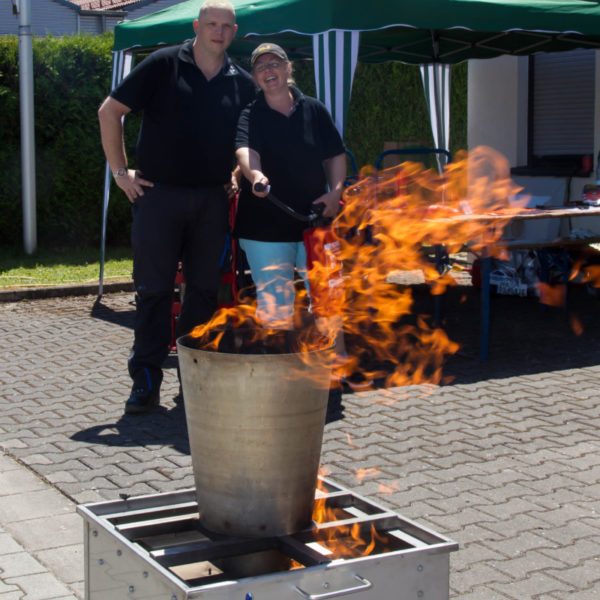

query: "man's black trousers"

left=127, top=183, right=229, bottom=382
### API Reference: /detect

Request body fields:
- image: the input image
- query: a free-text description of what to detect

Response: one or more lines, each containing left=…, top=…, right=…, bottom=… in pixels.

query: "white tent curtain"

left=99, top=50, right=133, bottom=297
left=312, top=30, right=360, bottom=137
left=420, top=62, right=451, bottom=172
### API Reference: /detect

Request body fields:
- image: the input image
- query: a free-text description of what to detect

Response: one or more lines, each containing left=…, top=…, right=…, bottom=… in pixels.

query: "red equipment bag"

left=302, top=223, right=344, bottom=319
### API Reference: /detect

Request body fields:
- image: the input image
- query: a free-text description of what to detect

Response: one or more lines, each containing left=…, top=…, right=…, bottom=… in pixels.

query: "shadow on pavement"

left=435, top=283, right=600, bottom=383
left=91, top=297, right=136, bottom=330
left=344, top=282, right=600, bottom=389
left=88, top=282, right=600, bottom=398
left=71, top=405, right=190, bottom=455
left=70, top=283, right=600, bottom=453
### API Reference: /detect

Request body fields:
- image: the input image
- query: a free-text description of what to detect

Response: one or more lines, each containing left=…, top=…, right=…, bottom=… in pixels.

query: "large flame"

left=180, top=147, right=589, bottom=564
left=314, top=145, right=521, bottom=386
left=189, top=146, right=524, bottom=387
left=310, top=475, right=393, bottom=559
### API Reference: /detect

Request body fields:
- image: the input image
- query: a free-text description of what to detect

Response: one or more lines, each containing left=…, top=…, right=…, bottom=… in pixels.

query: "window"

left=527, top=48, right=595, bottom=175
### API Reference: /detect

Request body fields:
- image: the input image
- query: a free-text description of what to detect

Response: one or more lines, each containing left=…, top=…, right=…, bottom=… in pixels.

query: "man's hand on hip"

left=115, top=169, right=154, bottom=203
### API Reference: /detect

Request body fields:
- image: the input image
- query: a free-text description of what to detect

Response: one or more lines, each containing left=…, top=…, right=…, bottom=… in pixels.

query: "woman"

left=234, top=42, right=347, bottom=332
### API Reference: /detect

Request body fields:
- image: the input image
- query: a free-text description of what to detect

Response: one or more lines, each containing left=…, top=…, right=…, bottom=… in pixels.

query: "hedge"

left=0, top=34, right=467, bottom=249
left=0, top=33, right=133, bottom=248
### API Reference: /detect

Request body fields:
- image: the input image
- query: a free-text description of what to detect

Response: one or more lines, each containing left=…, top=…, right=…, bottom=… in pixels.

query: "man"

left=98, top=0, right=255, bottom=414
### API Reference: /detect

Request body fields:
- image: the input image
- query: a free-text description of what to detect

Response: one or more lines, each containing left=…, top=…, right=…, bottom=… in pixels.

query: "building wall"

left=0, top=0, right=182, bottom=37
left=468, top=52, right=600, bottom=203
left=126, top=0, right=187, bottom=22
left=79, top=13, right=124, bottom=34
left=0, top=0, right=77, bottom=36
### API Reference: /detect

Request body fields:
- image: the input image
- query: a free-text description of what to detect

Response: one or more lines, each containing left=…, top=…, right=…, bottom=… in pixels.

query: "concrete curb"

left=0, top=280, right=134, bottom=303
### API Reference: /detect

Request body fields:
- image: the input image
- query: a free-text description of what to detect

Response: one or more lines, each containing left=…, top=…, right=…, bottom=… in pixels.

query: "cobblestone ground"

left=1, top=284, right=600, bottom=599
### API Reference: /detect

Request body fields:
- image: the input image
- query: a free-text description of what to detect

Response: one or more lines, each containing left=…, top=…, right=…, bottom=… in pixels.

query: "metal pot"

left=177, top=328, right=332, bottom=538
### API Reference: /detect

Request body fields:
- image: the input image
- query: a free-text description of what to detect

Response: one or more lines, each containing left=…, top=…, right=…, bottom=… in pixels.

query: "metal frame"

left=78, top=477, right=458, bottom=599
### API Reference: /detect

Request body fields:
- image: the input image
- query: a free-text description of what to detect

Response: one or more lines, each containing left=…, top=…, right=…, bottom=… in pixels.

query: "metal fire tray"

left=77, top=477, right=458, bottom=599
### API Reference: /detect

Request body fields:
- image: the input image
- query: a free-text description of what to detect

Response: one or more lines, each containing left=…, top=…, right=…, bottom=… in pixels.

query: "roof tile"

left=70, top=0, right=145, bottom=11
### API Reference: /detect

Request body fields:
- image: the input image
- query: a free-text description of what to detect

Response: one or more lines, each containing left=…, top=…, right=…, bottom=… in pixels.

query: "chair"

left=345, top=149, right=359, bottom=187
left=374, top=147, right=451, bottom=172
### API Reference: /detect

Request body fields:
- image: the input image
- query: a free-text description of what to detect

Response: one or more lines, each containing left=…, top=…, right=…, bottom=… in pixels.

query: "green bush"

left=0, top=34, right=119, bottom=246
left=0, top=37, right=22, bottom=246
left=0, top=34, right=467, bottom=250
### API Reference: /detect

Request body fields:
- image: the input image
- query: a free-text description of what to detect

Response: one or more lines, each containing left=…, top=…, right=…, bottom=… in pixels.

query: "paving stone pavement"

left=1, top=284, right=600, bottom=599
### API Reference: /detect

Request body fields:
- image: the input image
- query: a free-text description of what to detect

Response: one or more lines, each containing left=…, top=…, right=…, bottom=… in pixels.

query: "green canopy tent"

left=99, top=0, right=600, bottom=294
left=114, top=0, right=600, bottom=59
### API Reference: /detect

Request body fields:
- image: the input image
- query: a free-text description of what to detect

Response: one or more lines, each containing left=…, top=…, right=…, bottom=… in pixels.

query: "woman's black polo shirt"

left=234, top=87, right=345, bottom=242
left=111, top=41, right=255, bottom=187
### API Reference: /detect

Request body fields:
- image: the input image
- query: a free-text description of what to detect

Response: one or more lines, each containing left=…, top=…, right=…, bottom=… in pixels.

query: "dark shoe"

left=125, top=373, right=161, bottom=414
left=325, top=387, right=345, bottom=424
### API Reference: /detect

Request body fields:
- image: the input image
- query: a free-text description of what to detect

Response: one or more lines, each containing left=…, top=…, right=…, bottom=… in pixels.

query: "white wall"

left=595, top=51, right=600, bottom=179
left=467, top=55, right=528, bottom=166
left=0, top=0, right=78, bottom=36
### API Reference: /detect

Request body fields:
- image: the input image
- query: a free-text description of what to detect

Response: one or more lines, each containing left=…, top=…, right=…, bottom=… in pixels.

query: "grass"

left=0, top=246, right=133, bottom=289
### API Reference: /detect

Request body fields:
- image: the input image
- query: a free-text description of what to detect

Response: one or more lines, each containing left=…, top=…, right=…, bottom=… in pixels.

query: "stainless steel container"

left=77, top=478, right=459, bottom=600
left=177, top=328, right=332, bottom=538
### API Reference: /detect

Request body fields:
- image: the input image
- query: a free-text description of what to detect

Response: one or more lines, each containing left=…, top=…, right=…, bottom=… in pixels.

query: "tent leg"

left=98, top=50, right=133, bottom=299
left=98, top=160, right=111, bottom=300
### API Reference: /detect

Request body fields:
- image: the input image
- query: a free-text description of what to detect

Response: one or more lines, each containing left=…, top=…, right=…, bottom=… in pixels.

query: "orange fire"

left=315, top=145, right=521, bottom=386
left=183, top=147, right=591, bottom=562
left=356, top=467, right=379, bottom=483
left=571, top=258, right=600, bottom=288
left=378, top=481, right=400, bottom=494
left=310, top=476, right=391, bottom=558
left=536, top=282, right=566, bottom=308
left=570, top=314, right=584, bottom=336
left=190, top=146, right=526, bottom=387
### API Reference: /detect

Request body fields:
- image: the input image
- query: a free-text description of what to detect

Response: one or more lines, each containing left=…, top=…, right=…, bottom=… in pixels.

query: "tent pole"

left=98, top=160, right=111, bottom=299
left=99, top=50, right=132, bottom=299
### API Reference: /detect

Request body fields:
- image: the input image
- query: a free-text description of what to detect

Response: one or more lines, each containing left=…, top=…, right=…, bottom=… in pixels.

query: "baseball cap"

left=250, top=43, right=289, bottom=67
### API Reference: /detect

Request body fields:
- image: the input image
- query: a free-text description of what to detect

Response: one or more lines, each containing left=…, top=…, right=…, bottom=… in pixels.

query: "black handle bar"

left=253, top=182, right=327, bottom=225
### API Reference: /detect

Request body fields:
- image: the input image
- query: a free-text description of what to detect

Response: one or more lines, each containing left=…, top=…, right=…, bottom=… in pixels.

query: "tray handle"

left=293, top=574, right=372, bottom=599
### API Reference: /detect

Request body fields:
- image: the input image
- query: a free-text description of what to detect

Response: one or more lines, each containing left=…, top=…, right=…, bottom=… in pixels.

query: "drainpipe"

left=15, top=0, right=37, bottom=254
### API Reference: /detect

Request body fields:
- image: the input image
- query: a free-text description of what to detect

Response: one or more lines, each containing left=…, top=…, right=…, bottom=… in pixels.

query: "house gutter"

left=78, top=9, right=128, bottom=16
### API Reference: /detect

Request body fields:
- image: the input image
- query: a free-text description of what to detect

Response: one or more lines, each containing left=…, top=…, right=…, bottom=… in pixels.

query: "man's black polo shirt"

left=111, top=41, right=255, bottom=187
left=234, top=87, right=345, bottom=242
